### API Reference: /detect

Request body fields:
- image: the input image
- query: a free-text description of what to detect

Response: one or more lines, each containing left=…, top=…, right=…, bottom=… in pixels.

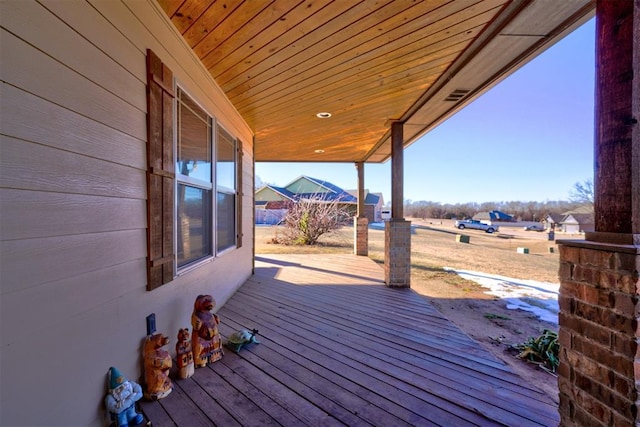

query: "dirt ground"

left=255, top=220, right=583, bottom=404
left=406, top=219, right=565, bottom=404
left=409, top=269, right=560, bottom=404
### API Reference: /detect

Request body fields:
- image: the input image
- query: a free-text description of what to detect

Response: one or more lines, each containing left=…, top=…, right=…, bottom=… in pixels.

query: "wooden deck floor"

left=140, top=254, right=559, bottom=426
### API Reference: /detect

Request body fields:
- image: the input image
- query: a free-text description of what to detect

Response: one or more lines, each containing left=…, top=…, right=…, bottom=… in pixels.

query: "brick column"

left=385, top=219, right=411, bottom=287
left=558, top=1, right=640, bottom=425
left=558, top=241, right=640, bottom=426
left=354, top=216, right=368, bottom=256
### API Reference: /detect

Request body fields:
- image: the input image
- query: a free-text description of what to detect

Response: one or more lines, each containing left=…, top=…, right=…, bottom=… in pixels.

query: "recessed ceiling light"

left=316, top=112, right=332, bottom=118
left=314, top=149, right=325, bottom=154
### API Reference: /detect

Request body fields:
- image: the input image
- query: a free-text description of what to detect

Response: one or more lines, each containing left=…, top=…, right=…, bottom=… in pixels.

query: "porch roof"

left=140, top=254, right=558, bottom=426
left=157, top=0, right=594, bottom=163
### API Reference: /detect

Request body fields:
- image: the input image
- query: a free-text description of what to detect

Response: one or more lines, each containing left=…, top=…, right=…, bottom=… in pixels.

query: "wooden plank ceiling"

left=157, top=0, right=594, bottom=163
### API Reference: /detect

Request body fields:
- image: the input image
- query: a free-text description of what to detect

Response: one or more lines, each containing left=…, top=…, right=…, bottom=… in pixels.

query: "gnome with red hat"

left=104, top=366, right=144, bottom=426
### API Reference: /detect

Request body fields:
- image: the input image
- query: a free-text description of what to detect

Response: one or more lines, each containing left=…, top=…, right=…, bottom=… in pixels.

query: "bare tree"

left=569, top=179, right=594, bottom=206
left=273, top=195, right=351, bottom=245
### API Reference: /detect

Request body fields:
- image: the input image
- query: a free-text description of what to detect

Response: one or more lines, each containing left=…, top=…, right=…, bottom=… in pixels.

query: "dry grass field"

left=255, top=219, right=585, bottom=403
left=256, top=219, right=565, bottom=283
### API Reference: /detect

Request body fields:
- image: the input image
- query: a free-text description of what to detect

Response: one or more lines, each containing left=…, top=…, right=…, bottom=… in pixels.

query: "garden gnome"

left=191, top=294, right=224, bottom=367
left=176, top=328, right=195, bottom=379
left=143, top=333, right=172, bottom=400
left=104, top=366, right=144, bottom=427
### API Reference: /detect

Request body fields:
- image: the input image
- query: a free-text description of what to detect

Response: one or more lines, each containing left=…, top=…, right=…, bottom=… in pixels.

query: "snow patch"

left=443, top=267, right=559, bottom=324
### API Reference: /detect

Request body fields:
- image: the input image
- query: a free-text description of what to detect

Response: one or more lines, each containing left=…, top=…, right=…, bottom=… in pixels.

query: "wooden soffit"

left=157, top=0, right=595, bottom=163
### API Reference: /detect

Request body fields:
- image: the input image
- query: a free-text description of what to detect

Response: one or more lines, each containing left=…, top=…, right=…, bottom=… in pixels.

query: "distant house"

left=255, top=186, right=296, bottom=224
left=560, top=214, right=595, bottom=233
left=255, top=185, right=296, bottom=207
left=255, top=176, right=383, bottom=224
left=473, top=212, right=491, bottom=221
left=543, top=213, right=565, bottom=230
left=285, top=176, right=357, bottom=205
left=473, top=210, right=514, bottom=222
left=347, top=190, right=385, bottom=222
left=559, top=207, right=595, bottom=233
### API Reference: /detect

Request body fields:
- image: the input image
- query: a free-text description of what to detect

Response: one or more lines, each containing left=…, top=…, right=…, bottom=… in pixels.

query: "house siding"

left=0, top=1, right=253, bottom=426
left=286, top=178, right=329, bottom=194
left=256, top=187, right=288, bottom=202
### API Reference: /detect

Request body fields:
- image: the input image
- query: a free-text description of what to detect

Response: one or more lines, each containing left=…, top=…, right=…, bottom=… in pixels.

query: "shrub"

left=272, top=195, right=351, bottom=245
left=513, top=329, right=559, bottom=373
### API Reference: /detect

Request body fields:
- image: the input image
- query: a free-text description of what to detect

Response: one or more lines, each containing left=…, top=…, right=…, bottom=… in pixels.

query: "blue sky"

left=256, top=18, right=595, bottom=205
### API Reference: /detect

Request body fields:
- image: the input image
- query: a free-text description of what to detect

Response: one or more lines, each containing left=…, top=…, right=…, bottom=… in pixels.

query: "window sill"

left=177, top=256, right=214, bottom=277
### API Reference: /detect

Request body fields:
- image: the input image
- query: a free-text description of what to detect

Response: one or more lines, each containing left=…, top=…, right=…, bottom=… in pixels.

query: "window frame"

left=175, top=86, right=215, bottom=272
left=173, top=85, right=241, bottom=274
left=214, top=122, right=239, bottom=255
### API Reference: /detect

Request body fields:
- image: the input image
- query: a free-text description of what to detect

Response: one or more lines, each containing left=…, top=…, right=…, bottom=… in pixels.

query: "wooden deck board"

left=238, top=274, right=554, bottom=404
left=140, top=254, right=559, bottom=426
left=220, top=302, right=442, bottom=426
left=216, top=325, right=375, bottom=427
left=240, top=274, right=509, bottom=367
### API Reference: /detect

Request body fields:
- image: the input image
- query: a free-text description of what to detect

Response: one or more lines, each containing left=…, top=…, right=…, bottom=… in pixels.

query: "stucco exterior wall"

left=0, top=1, right=254, bottom=425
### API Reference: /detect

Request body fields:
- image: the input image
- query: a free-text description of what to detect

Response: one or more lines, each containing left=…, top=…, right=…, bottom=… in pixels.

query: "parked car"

left=524, top=224, right=545, bottom=231
left=454, top=219, right=498, bottom=233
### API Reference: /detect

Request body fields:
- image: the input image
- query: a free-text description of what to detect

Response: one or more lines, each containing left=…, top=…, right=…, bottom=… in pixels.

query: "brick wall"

left=558, top=241, right=640, bottom=426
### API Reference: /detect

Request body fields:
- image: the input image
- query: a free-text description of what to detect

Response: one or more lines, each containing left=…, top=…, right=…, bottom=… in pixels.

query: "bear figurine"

left=191, top=294, right=224, bottom=368
left=143, top=333, right=172, bottom=400
left=176, top=327, right=195, bottom=379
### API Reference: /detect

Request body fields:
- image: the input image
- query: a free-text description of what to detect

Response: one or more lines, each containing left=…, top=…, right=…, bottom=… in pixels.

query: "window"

left=176, top=89, right=213, bottom=268
left=216, top=125, right=237, bottom=253
left=146, top=50, right=241, bottom=289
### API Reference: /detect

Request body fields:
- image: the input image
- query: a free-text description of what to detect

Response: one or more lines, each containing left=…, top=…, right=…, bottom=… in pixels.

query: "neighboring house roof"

left=545, top=213, right=565, bottom=223
left=345, top=190, right=383, bottom=206
left=490, top=210, right=514, bottom=221
left=269, top=185, right=297, bottom=200
left=560, top=207, right=594, bottom=224
left=364, top=192, right=381, bottom=205
left=473, top=210, right=513, bottom=221
left=562, top=213, right=595, bottom=225
left=562, top=205, right=594, bottom=215
left=282, top=176, right=358, bottom=203
left=303, top=176, right=348, bottom=195
left=295, top=191, right=357, bottom=203
left=257, top=176, right=386, bottom=205
left=474, top=212, right=491, bottom=220
left=285, top=176, right=335, bottom=195
left=255, top=185, right=296, bottom=201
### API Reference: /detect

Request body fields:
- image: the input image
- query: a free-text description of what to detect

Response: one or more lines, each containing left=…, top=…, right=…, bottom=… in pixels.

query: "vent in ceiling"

left=445, top=89, right=470, bottom=102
